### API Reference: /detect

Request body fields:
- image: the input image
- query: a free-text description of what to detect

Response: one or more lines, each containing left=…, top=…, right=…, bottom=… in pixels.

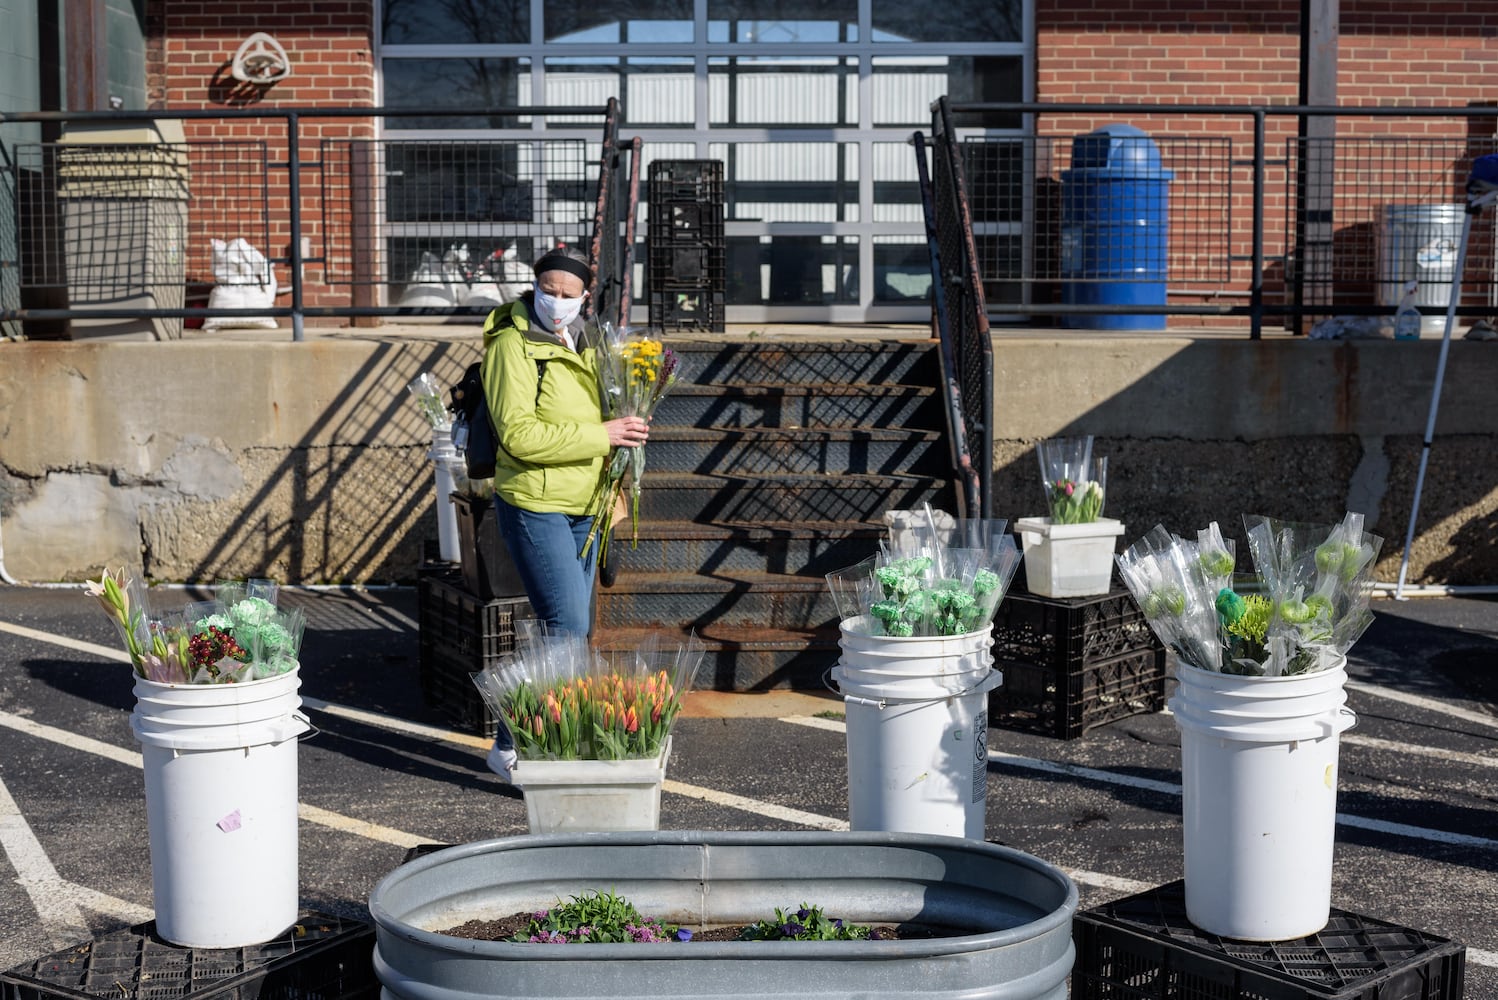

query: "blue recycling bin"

left=1060, top=124, right=1173, bottom=330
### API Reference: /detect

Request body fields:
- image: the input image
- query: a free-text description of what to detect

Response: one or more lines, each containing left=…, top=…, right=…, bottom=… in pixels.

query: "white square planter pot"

left=1015, top=517, right=1125, bottom=598
left=511, top=737, right=670, bottom=834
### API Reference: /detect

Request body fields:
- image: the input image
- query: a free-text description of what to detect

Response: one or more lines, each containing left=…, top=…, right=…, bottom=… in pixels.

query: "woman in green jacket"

left=479, top=248, right=648, bottom=638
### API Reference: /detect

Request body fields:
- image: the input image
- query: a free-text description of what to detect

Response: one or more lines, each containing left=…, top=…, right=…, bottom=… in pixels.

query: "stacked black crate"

left=648, top=160, right=725, bottom=332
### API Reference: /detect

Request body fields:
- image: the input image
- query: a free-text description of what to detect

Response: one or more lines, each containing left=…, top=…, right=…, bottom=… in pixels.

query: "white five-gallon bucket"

left=130, top=669, right=311, bottom=948
left=1169, top=659, right=1354, bottom=941
left=430, top=427, right=462, bottom=562
left=832, top=617, right=1002, bottom=840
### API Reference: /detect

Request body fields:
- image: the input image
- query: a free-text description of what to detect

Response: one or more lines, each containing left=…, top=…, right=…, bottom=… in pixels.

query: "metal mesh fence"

left=960, top=134, right=1234, bottom=302
left=319, top=137, right=596, bottom=300
left=12, top=141, right=268, bottom=292
left=0, top=141, right=17, bottom=339
left=1287, top=136, right=1498, bottom=321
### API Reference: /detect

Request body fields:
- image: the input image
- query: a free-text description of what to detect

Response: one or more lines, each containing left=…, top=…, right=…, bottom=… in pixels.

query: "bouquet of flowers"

left=471, top=623, right=703, bottom=762
left=1115, top=512, right=1382, bottom=676
left=825, top=507, right=1023, bottom=638
left=1036, top=436, right=1107, bottom=523
left=85, top=570, right=305, bottom=684
left=405, top=371, right=451, bottom=431
left=582, top=323, right=680, bottom=568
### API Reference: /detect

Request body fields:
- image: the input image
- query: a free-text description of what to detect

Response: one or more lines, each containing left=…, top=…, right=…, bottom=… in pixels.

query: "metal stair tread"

left=638, top=471, right=948, bottom=488
left=612, top=519, right=884, bottom=538
left=668, top=383, right=935, bottom=396
left=598, top=570, right=834, bottom=593
left=647, top=425, right=942, bottom=441
left=593, top=623, right=840, bottom=652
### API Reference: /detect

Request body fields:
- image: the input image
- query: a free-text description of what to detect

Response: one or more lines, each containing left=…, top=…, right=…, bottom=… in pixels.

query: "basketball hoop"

left=231, top=32, right=291, bottom=84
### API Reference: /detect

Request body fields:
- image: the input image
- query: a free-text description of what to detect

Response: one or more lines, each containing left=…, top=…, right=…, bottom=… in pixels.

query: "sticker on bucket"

left=973, top=710, right=989, bottom=804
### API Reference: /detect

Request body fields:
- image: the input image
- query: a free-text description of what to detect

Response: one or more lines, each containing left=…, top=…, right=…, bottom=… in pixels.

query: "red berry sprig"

left=187, top=625, right=247, bottom=671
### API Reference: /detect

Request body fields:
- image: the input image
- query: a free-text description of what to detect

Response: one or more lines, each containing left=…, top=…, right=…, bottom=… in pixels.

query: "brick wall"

left=151, top=1, right=376, bottom=321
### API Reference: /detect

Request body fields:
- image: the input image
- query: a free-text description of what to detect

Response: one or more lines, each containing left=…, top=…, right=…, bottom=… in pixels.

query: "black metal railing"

left=0, top=102, right=636, bottom=340
left=923, top=100, right=994, bottom=521
left=923, top=98, right=1498, bottom=511
left=929, top=98, right=1498, bottom=335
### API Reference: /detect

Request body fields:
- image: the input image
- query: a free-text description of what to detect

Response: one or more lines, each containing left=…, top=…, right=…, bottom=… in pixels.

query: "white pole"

left=1394, top=183, right=1498, bottom=599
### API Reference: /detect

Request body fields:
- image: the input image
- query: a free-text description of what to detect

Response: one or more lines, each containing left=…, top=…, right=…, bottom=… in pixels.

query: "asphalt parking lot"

left=0, top=583, right=1495, bottom=995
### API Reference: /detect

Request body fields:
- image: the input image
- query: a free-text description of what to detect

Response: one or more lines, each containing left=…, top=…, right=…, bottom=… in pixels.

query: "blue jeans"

left=491, top=494, right=597, bottom=637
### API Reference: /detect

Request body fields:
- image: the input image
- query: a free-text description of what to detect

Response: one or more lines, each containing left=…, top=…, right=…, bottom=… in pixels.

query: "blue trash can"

left=1060, top=124, right=1173, bottom=330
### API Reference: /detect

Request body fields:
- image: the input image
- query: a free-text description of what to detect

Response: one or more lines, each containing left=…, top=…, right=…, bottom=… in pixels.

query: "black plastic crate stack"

left=989, top=582, right=1167, bottom=739
left=0, top=912, right=378, bottom=1000
left=1073, top=880, right=1466, bottom=1000
left=648, top=160, right=725, bottom=332
left=417, top=569, right=531, bottom=739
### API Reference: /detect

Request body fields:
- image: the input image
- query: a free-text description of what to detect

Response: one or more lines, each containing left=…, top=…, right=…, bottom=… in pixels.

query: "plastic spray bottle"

left=1393, top=280, right=1421, bottom=340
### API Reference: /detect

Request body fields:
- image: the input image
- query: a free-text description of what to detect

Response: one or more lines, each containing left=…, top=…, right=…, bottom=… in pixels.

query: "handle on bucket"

left=826, top=665, right=1004, bottom=710
left=823, top=668, right=888, bottom=709
left=292, top=711, right=320, bottom=743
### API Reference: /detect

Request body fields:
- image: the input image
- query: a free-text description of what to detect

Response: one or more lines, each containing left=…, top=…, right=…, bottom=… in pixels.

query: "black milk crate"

left=417, top=570, right=530, bottom=738
left=648, top=159, right=724, bottom=204
left=649, top=285, right=725, bottom=332
left=648, top=242, right=727, bottom=287
left=417, top=570, right=531, bottom=663
left=417, top=537, right=456, bottom=579
left=0, top=912, right=377, bottom=1000
left=649, top=202, right=726, bottom=246
left=990, top=584, right=1166, bottom=739
left=419, top=638, right=502, bottom=738
left=1072, top=880, right=1466, bottom=1000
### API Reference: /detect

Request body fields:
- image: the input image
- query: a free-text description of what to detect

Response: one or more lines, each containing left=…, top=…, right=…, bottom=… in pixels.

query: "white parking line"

left=0, top=776, right=91, bottom=947
left=0, top=620, right=130, bottom=663
left=299, top=696, right=491, bottom=750
left=1342, top=733, right=1498, bottom=769
left=1345, top=680, right=1498, bottom=733
left=661, top=780, right=848, bottom=831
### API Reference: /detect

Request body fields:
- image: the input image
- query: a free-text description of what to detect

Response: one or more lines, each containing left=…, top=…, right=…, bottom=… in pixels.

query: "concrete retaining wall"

left=0, top=333, right=1493, bottom=586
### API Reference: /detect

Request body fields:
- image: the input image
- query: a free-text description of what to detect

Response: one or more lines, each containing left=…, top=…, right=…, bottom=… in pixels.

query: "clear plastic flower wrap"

left=83, top=568, right=153, bottom=673
left=825, top=508, right=1022, bottom=638
left=142, top=610, right=194, bottom=685
left=85, top=570, right=305, bottom=685
left=1116, top=524, right=1221, bottom=673
left=471, top=623, right=701, bottom=762
left=1036, top=436, right=1107, bottom=523
left=1118, top=512, right=1382, bottom=677
left=1239, top=512, right=1382, bottom=676
left=246, top=607, right=305, bottom=679
left=406, top=371, right=451, bottom=431
left=825, top=554, right=881, bottom=624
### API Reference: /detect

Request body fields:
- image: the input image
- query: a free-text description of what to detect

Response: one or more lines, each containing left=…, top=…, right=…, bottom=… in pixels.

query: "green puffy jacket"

left=480, top=299, right=610, bottom=515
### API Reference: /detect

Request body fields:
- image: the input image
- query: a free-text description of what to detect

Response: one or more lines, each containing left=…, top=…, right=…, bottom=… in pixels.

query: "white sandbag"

left=492, top=244, right=533, bottom=301
left=397, top=251, right=456, bottom=309
left=203, top=238, right=278, bottom=331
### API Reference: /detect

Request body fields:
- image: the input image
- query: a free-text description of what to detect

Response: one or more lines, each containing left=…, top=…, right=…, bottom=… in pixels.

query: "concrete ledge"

left=0, top=330, right=1492, bottom=584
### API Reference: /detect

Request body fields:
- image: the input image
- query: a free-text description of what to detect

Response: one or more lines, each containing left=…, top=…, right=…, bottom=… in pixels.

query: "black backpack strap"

left=534, top=359, right=548, bottom=404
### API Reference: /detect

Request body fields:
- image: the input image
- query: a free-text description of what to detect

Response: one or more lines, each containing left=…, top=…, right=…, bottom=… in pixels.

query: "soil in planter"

left=438, top=913, right=957, bottom=942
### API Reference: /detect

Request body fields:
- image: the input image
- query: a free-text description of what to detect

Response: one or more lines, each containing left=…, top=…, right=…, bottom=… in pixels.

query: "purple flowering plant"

left=506, top=890, right=688, bottom=944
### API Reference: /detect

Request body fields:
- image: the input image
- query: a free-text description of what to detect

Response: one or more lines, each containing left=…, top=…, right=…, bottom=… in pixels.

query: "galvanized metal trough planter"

left=369, top=830, right=1078, bottom=1000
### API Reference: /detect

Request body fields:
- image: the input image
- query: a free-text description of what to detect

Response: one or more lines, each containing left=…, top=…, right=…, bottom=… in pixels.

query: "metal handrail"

left=0, top=103, right=625, bottom=340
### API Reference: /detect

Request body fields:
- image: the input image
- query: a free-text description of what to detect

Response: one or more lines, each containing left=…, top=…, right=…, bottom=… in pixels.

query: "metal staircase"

left=592, top=336, right=957, bottom=690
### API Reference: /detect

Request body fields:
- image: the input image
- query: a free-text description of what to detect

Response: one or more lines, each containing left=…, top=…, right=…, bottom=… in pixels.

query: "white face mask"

left=533, top=289, right=585, bottom=332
